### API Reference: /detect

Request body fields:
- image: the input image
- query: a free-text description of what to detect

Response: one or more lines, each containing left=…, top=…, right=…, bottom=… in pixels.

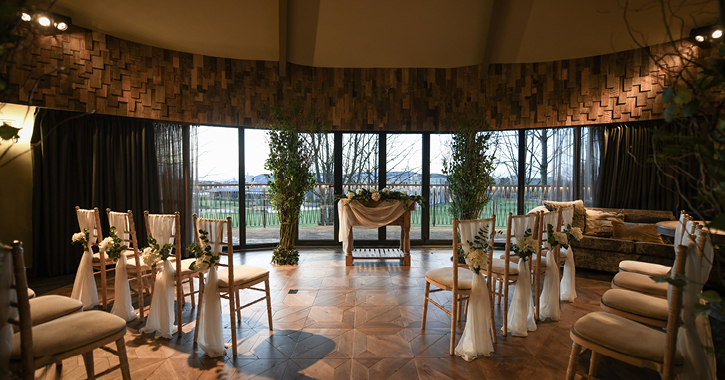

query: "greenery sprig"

left=335, top=187, right=425, bottom=211
left=98, top=227, right=127, bottom=261
left=71, top=228, right=90, bottom=251
left=512, top=228, right=537, bottom=262
left=141, top=236, right=173, bottom=268
left=464, top=226, right=494, bottom=274
left=188, top=229, right=220, bottom=273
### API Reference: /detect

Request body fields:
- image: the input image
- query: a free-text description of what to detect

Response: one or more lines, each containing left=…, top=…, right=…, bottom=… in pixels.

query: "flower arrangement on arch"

left=71, top=229, right=90, bottom=251
left=141, top=236, right=173, bottom=268
left=98, top=227, right=127, bottom=262
left=512, top=229, right=537, bottom=262
left=187, top=229, right=220, bottom=273
left=464, top=226, right=494, bottom=274
left=335, top=187, right=425, bottom=210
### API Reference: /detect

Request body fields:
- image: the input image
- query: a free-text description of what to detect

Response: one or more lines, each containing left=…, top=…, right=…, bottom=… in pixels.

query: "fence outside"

left=196, top=183, right=579, bottom=230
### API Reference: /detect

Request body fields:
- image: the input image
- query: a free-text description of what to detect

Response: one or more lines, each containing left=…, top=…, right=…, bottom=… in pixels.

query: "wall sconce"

left=19, top=9, right=71, bottom=34
left=690, top=24, right=723, bottom=47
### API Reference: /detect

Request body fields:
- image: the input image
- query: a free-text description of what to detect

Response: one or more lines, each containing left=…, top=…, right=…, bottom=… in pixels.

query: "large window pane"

left=300, top=133, right=335, bottom=241
left=197, top=126, right=240, bottom=245
left=488, top=130, right=520, bottom=227
left=386, top=134, right=422, bottom=241
left=244, top=128, right=279, bottom=245
left=342, top=133, right=379, bottom=240
left=430, top=134, right=452, bottom=240
left=524, top=128, right=575, bottom=211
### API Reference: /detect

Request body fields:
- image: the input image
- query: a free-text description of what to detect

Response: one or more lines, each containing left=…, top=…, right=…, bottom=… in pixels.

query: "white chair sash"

left=140, top=215, right=179, bottom=339
left=454, top=218, right=495, bottom=360
left=505, top=214, right=537, bottom=336
left=559, top=207, right=577, bottom=302
left=678, top=227, right=717, bottom=380
left=71, top=209, right=99, bottom=310
left=195, top=218, right=226, bottom=357
left=108, top=212, right=137, bottom=321
left=539, top=211, right=561, bottom=321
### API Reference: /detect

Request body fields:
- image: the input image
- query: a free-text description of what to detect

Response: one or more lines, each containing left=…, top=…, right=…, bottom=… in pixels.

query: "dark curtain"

left=31, top=109, right=161, bottom=277
left=596, top=120, right=697, bottom=213
left=154, top=123, right=198, bottom=253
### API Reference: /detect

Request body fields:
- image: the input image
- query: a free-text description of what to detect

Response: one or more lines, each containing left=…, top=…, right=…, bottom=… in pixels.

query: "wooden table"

left=340, top=201, right=414, bottom=266
left=656, top=220, right=725, bottom=244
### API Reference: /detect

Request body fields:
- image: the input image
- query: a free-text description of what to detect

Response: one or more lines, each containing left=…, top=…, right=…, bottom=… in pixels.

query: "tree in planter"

left=262, top=102, right=318, bottom=265
left=442, top=117, right=498, bottom=221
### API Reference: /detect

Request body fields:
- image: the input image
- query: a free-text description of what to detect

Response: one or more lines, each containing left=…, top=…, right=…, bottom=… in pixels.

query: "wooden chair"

left=565, top=243, right=689, bottom=380
left=193, top=215, right=273, bottom=356
left=144, top=211, right=199, bottom=336
left=422, top=216, right=497, bottom=355
left=75, top=207, right=109, bottom=309
left=107, top=209, right=155, bottom=321
left=4, top=241, right=131, bottom=380
left=533, top=208, right=561, bottom=319
left=493, top=212, right=539, bottom=335
left=618, top=211, right=689, bottom=277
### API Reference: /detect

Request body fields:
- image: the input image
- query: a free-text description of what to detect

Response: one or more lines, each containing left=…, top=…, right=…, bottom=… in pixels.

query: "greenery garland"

left=334, top=188, right=424, bottom=210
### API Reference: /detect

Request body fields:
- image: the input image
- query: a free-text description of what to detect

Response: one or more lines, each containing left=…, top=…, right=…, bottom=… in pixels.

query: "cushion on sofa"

left=586, top=208, right=675, bottom=224
left=585, top=209, right=624, bottom=237
left=543, top=200, right=585, bottom=229
left=528, top=205, right=549, bottom=215
left=612, top=221, right=664, bottom=244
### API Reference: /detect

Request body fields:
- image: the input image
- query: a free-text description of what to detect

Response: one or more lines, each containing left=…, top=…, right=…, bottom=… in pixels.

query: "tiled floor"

left=36, top=248, right=664, bottom=379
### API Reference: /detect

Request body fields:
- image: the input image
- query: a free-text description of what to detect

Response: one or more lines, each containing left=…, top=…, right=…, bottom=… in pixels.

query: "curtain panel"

left=31, top=109, right=161, bottom=277
left=596, top=120, right=697, bottom=213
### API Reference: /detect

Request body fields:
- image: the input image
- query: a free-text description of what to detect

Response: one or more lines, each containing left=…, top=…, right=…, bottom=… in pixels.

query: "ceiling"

left=43, top=0, right=718, bottom=68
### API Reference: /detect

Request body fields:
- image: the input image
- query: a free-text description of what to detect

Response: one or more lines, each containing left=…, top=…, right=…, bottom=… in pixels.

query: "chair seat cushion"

left=425, top=267, right=473, bottom=290
left=11, top=311, right=127, bottom=359
left=217, top=265, right=269, bottom=288
left=619, top=260, right=671, bottom=277
left=571, top=311, right=682, bottom=364
left=489, top=258, right=519, bottom=275
left=177, top=258, right=198, bottom=276
left=93, top=249, right=136, bottom=263
left=540, top=248, right=568, bottom=260
left=601, top=289, right=669, bottom=322
left=612, top=271, right=668, bottom=297
left=29, top=295, right=84, bottom=327
left=27, top=288, right=35, bottom=299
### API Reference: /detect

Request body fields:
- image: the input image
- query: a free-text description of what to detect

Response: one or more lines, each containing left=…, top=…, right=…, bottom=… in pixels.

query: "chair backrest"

left=538, top=208, right=561, bottom=250
left=663, top=243, right=689, bottom=378
left=2, top=241, right=34, bottom=379
left=503, top=212, right=539, bottom=275
left=107, top=209, right=142, bottom=267
left=193, top=215, right=233, bottom=283
left=75, top=206, right=103, bottom=248
left=674, top=211, right=690, bottom=247
left=560, top=206, right=574, bottom=229
left=144, top=211, right=182, bottom=272
left=453, top=216, right=496, bottom=292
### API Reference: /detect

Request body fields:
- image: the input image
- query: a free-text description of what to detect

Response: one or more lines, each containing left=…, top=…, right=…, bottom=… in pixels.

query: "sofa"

left=531, top=203, right=676, bottom=273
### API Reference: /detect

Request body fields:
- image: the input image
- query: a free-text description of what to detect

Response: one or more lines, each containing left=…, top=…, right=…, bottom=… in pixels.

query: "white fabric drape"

left=195, top=218, right=226, bottom=357
left=539, top=211, right=560, bottom=321
left=337, top=200, right=412, bottom=252
left=454, top=219, right=495, bottom=360
left=505, top=215, right=537, bottom=336
left=678, top=227, right=717, bottom=380
left=108, top=212, right=137, bottom=321
left=140, top=215, right=178, bottom=339
left=560, top=207, right=576, bottom=302
left=71, top=209, right=99, bottom=310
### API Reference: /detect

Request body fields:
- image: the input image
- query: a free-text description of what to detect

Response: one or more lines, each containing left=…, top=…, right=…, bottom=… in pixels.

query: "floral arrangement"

left=187, top=229, right=220, bottom=273
left=546, top=224, right=583, bottom=249
left=98, top=227, right=127, bottom=262
left=71, top=229, right=90, bottom=251
left=140, top=236, right=173, bottom=268
left=512, top=229, right=537, bottom=262
left=464, top=226, right=494, bottom=274
left=335, top=188, right=425, bottom=210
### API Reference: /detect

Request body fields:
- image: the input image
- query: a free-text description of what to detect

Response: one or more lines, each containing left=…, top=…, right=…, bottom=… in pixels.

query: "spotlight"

left=38, top=16, right=51, bottom=27
left=18, top=9, right=71, bottom=34
left=713, top=29, right=722, bottom=39
left=20, top=12, right=31, bottom=22
left=55, top=21, right=67, bottom=31
left=695, top=35, right=705, bottom=42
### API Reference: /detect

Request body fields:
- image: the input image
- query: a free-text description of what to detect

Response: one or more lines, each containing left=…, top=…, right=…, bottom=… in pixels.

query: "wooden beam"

left=279, top=0, right=288, bottom=77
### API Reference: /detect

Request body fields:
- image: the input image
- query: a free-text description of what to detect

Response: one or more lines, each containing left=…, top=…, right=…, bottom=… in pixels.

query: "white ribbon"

left=140, top=215, right=179, bottom=339
left=539, top=211, right=560, bottom=321
left=504, top=214, right=537, bottom=336
left=108, top=212, right=137, bottom=321
left=71, top=209, right=99, bottom=310
left=560, top=246, right=577, bottom=302
left=195, top=218, right=226, bottom=357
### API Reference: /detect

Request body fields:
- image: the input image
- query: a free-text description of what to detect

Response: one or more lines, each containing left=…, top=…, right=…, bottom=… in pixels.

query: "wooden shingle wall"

left=3, top=28, right=700, bottom=131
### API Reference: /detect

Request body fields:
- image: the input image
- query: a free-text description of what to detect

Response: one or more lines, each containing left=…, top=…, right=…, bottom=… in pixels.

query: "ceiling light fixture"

left=55, top=22, right=67, bottom=31
left=690, top=24, right=724, bottom=47
left=20, top=12, right=31, bottom=22
left=37, top=16, right=51, bottom=27
left=712, top=29, right=722, bottom=39
left=18, top=9, right=72, bottom=34
left=695, top=35, right=705, bottom=42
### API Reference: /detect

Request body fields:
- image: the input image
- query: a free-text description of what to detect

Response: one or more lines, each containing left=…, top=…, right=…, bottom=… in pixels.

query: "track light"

left=37, top=16, right=50, bottom=27
left=20, top=12, right=31, bottom=22
left=55, top=22, right=67, bottom=31
left=690, top=24, right=724, bottom=47
left=18, top=9, right=71, bottom=34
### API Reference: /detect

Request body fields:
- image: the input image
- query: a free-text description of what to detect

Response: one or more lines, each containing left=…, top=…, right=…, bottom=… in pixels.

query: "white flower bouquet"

left=565, top=225, right=583, bottom=242
left=98, top=226, right=127, bottom=261
left=187, top=229, right=220, bottom=273
left=464, top=226, right=494, bottom=274
left=72, top=229, right=90, bottom=251
left=512, top=229, right=537, bottom=262
left=335, top=187, right=424, bottom=210
left=547, top=224, right=569, bottom=249
left=141, top=236, right=173, bottom=268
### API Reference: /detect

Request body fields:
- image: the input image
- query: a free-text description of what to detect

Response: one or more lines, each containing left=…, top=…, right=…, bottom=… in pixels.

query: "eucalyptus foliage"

left=262, top=102, right=318, bottom=265
left=442, top=120, right=497, bottom=220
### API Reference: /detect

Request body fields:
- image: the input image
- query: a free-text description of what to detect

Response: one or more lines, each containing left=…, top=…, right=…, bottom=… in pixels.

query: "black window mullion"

left=573, top=126, right=582, bottom=201
left=517, top=130, right=526, bottom=215
left=333, top=132, right=343, bottom=242
left=239, top=128, right=246, bottom=248
left=421, top=133, right=430, bottom=243
left=378, top=132, right=386, bottom=241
